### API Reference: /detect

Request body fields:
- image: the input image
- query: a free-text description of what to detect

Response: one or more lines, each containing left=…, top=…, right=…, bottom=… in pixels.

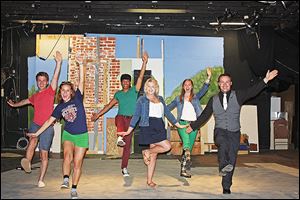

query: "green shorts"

left=62, top=130, right=89, bottom=148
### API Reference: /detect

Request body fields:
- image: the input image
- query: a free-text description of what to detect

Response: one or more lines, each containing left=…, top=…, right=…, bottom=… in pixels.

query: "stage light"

left=210, top=22, right=246, bottom=26
left=126, top=9, right=187, bottom=13
left=14, top=20, right=74, bottom=24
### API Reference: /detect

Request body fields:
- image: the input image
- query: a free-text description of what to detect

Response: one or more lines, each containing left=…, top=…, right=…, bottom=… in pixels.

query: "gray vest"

left=212, top=91, right=241, bottom=132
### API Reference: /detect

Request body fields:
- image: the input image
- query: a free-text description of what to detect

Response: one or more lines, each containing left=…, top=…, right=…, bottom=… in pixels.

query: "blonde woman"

left=119, top=77, right=188, bottom=188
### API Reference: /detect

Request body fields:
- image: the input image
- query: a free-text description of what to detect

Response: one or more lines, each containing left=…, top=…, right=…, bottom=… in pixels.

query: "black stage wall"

left=1, top=30, right=35, bottom=148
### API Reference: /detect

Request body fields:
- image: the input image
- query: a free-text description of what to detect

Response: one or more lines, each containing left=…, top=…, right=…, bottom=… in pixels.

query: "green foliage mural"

left=165, top=66, right=224, bottom=105
left=27, top=85, right=36, bottom=127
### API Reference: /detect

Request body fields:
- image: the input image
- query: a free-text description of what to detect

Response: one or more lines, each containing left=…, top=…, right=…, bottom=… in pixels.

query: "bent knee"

left=165, top=141, right=172, bottom=151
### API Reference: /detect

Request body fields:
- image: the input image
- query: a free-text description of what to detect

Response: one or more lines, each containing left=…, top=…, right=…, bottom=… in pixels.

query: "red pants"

left=115, top=115, right=133, bottom=169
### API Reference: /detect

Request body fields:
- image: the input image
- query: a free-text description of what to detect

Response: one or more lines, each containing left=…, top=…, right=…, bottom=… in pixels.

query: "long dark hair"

left=179, top=79, right=194, bottom=103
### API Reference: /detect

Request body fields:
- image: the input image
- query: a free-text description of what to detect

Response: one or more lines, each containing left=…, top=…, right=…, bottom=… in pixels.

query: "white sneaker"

left=61, top=180, right=69, bottom=189
left=38, top=180, right=45, bottom=188
left=122, top=168, right=130, bottom=177
left=70, top=191, right=78, bottom=199
left=117, top=136, right=126, bottom=147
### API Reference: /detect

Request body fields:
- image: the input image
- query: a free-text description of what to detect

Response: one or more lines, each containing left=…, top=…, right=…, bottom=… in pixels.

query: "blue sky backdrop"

left=28, top=57, right=68, bottom=90
left=29, top=34, right=223, bottom=97
left=87, top=34, right=224, bottom=97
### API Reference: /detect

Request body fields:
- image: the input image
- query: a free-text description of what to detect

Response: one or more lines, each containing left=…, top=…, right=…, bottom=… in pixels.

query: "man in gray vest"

left=186, top=69, right=278, bottom=194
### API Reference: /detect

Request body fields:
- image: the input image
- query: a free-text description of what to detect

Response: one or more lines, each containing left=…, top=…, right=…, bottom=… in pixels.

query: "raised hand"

left=206, top=67, right=212, bottom=79
left=54, top=51, right=62, bottom=63
left=142, top=51, right=149, bottom=64
left=265, top=69, right=278, bottom=81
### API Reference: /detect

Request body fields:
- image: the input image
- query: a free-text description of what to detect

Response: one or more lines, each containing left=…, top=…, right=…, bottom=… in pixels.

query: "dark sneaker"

left=61, top=180, right=69, bottom=189
left=223, top=189, right=231, bottom=194
left=70, top=191, right=78, bottom=199
left=180, top=170, right=191, bottom=178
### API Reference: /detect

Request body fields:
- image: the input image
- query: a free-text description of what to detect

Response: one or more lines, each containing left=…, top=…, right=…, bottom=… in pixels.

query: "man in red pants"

left=91, top=52, right=148, bottom=177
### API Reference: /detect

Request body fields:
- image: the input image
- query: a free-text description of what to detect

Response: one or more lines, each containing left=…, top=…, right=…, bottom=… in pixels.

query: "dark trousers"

left=214, top=128, right=240, bottom=190
left=115, top=115, right=133, bottom=169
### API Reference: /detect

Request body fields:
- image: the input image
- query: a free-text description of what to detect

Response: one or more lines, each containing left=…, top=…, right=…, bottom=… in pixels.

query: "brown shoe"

left=21, top=158, right=31, bottom=173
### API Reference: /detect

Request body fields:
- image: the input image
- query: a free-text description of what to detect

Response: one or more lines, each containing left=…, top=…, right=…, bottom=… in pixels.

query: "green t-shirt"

left=114, top=86, right=138, bottom=116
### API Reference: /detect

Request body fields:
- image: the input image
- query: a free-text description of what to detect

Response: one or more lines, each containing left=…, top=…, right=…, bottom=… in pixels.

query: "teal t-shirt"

left=114, top=86, right=138, bottom=116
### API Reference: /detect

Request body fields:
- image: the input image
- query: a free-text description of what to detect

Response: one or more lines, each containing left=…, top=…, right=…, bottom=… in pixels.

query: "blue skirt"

left=139, top=117, right=167, bottom=145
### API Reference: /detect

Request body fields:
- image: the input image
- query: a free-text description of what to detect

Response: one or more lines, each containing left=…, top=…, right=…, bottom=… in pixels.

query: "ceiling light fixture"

left=127, top=8, right=187, bottom=13
left=209, top=22, right=246, bottom=26
left=14, top=20, right=75, bottom=24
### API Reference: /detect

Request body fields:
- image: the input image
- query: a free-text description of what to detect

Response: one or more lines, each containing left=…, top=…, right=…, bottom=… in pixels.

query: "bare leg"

left=21, top=137, right=38, bottom=173
left=26, top=137, right=38, bottom=162
left=148, top=140, right=171, bottom=154
left=62, top=141, right=74, bottom=177
left=72, top=146, right=87, bottom=185
left=38, top=150, right=49, bottom=182
left=147, top=152, right=157, bottom=185
left=146, top=140, right=171, bottom=186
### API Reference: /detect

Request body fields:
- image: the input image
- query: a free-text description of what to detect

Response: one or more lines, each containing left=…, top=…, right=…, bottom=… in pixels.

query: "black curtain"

left=239, top=27, right=275, bottom=150
left=233, top=26, right=298, bottom=149
left=1, top=28, right=35, bottom=148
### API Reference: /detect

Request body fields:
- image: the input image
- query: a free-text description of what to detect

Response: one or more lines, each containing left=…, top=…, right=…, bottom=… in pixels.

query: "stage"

left=1, top=150, right=299, bottom=199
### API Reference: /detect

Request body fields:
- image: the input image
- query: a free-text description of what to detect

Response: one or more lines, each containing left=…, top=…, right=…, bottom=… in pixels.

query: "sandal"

left=147, top=181, right=157, bottom=188
left=142, top=150, right=151, bottom=166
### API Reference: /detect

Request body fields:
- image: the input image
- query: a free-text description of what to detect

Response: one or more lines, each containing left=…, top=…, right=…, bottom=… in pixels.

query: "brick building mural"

left=68, top=36, right=121, bottom=154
